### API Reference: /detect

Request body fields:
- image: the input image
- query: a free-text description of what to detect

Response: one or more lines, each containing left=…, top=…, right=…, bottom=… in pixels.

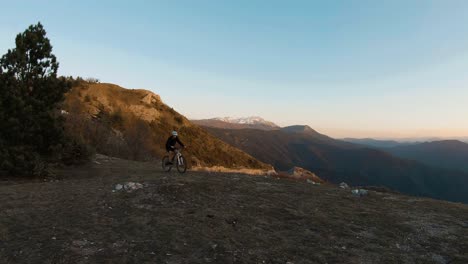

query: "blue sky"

left=1, top=0, right=468, bottom=138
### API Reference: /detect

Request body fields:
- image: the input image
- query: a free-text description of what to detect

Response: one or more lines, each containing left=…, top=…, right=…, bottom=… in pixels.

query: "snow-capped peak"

left=214, top=116, right=278, bottom=127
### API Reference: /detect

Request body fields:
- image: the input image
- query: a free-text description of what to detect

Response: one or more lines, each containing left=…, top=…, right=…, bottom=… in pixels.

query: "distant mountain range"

left=202, top=124, right=468, bottom=203
left=192, top=117, right=279, bottom=130
left=344, top=137, right=468, bottom=146
left=385, top=140, right=468, bottom=173
left=342, top=138, right=415, bottom=148
left=344, top=138, right=468, bottom=173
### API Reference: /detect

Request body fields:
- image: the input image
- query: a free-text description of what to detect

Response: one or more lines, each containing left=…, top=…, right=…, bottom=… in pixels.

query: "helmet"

left=172, top=131, right=178, bottom=136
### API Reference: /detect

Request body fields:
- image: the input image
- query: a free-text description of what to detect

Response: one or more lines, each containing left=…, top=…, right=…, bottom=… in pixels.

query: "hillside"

left=386, top=140, right=468, bottom=173
left=63, top=82, right=272, bottom=171
left=192, top=117, right=279, bottom=130
left=1, top=155, right=467, bottom=263
left=204, top=126, right=468, bottom=203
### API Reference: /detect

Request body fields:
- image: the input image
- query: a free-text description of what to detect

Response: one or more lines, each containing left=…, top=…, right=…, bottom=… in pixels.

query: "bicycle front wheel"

left=162, top=156, right=172, bottom=172
left=176, top=155, right=187, bottom=173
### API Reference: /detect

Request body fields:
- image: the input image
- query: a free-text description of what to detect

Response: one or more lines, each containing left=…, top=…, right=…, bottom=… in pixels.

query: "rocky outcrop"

left=287, top=166, right=324, bottom=183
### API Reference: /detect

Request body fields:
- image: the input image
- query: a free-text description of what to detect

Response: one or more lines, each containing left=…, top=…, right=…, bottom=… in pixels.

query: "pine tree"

left=0, top=22, right=70, bottom=176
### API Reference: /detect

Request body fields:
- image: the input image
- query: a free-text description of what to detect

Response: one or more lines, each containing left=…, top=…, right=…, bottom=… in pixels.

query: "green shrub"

left=174, top=116, right=183, bottom=124
left=110, top=110, right=124, bottom=125
left=60, top=136, right=95, bottom=165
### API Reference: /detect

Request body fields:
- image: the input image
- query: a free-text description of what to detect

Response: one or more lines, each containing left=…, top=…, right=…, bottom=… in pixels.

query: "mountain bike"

left=162, top=148, right=187, bottom=173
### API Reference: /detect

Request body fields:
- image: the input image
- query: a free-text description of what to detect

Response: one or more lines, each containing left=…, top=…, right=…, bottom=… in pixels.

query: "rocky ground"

left=0, top=155, right=467, bottom=264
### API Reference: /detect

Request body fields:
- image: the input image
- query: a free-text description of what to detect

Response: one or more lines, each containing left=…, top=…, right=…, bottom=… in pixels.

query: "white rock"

left=359, top=189, right=369, bottom=196
left=339, top=182, right=349, bottom=189
left=306, top=179, right=318, bottom=185
left=267, top=170, right=278, bottom=176
left=352, top=189, right=369, bottom=196
left=114, top=182, right=144, bottom=192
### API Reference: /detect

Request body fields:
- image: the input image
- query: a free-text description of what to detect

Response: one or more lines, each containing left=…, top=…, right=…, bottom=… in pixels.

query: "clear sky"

left=1, top=0, right=468, bottom=138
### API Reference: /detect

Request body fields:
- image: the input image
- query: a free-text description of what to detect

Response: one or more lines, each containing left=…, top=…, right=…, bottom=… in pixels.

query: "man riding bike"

left=165, top=130, right=185, bottom=165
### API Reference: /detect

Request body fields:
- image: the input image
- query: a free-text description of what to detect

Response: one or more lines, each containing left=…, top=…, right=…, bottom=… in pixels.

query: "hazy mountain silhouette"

left=343, top=138, right=415, bottom=148
left=345, top=138, right=468, bottom=173
left=386, top=140, right=468, bottom=173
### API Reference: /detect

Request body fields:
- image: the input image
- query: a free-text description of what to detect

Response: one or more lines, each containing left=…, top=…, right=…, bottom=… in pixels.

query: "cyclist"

left=165, top=130, right=185, bottom=165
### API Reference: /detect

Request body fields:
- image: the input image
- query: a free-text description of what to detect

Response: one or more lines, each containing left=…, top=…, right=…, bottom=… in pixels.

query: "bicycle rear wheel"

left=176, top=155, right=187, bottom=173
left=162, top=156, right=172, bottom=172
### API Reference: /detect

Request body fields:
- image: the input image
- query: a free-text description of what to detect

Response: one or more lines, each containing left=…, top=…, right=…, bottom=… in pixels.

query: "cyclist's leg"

left=170, top=151, right=175, bottom=162
left=166, top=151, right=173, bottom=165
left=165, top=147, right=174, bottom=164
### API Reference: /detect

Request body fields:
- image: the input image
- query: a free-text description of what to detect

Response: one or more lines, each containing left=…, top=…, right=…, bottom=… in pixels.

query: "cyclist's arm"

left=176, top=138, right=185, bottom=148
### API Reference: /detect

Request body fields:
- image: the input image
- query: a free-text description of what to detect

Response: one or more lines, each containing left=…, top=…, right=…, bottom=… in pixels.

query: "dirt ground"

left=1, top=155, right=467, bottom=264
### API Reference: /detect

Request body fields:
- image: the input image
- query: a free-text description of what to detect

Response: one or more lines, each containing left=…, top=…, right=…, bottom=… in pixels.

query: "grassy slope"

left=63, top=82, right=271, bottom=170
left=0, top=156, right=467, bottom=263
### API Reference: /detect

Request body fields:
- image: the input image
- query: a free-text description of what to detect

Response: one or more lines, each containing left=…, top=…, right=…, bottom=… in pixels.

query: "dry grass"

left=191, top=165, right=276, bottom=176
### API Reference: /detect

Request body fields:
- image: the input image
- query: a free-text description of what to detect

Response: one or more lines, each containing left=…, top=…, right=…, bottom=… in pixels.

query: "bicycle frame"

left=173, top=149, right=183, bottom=166
left=163, top=148, right=186, bottom=173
